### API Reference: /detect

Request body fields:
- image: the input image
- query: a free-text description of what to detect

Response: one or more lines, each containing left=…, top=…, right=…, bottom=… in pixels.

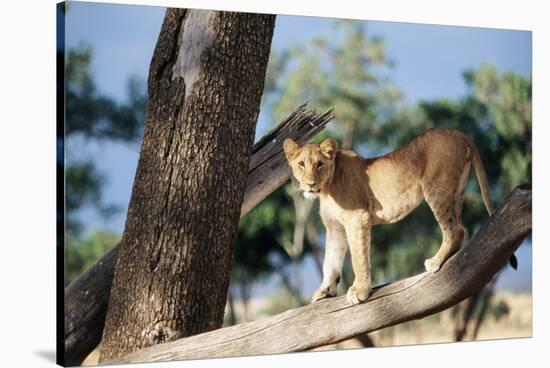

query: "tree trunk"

left=239, top=280, right=252, bottom=322
left=471, top=275, right=499, bottom=340
left=454, top=291, right=480, bottom=341
left=98, top=8, right=275, bottom=361
left=64, top=102, right=333, bottom=366
left=355, top=333, right=376, bottom=347
left=342, top=119, right=357, bottom=150
left=454, top=272, right=500, bottom=341
left=226, top=289, right=237, bottom=326
left=277, top=266, right=308, bottom=306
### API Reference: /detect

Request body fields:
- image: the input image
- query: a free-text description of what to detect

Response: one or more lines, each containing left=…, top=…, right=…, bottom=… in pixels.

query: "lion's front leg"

left=344, top=216, right=372, bottom=305
left=312, top=224, right=347, bottom=303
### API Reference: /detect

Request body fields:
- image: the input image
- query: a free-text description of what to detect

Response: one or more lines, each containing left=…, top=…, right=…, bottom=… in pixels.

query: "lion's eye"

left=317, top=162, right=324, bottom=169
left=298, top=161, right=305, bottom=168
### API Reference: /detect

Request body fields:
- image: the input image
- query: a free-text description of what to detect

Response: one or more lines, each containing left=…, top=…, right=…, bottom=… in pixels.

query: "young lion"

left=284, top=128, right=511, bottom=305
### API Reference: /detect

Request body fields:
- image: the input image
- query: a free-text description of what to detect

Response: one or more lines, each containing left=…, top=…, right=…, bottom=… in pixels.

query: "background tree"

left=65, top=44, right=147, bottom=234
left=229, top=189, right=296, bottom=323
left=64, top=43, right=147, bottom=286
left=98, top=9, right=276, bottom=362
left=66, top=230, right=121, bottom=284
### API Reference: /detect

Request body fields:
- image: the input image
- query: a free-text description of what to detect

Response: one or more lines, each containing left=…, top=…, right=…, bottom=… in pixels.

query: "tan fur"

left=284, top=128, right=493, bottom=305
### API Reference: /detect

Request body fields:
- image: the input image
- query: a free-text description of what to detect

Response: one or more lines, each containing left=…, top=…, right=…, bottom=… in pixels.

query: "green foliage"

left=65, top=161, right=103, bottom=234
left=468, top=65, right=531, bottom=140
left=65, top=230, right=120, bottom=285
left=66, top=44, right=147, bottom=140
left=382, top=234, right=439, bottom=282
left=487, top=299, right=510, bottom=322
left=471, top=65, right=532, bottom=193
left=265, top=20, right=401, bottom=150
left=65, top=43, right=147, bottom=235
left=233, top=187, right=295, bottom=284
left=64, top=40, right=147, bottom=281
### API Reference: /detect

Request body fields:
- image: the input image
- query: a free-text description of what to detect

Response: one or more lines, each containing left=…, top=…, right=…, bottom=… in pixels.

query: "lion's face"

left=283, top=138, right=338, bottom=198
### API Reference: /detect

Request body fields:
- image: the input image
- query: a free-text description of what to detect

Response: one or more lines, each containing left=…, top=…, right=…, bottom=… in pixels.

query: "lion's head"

left=283, top=138, right=338, bottom=199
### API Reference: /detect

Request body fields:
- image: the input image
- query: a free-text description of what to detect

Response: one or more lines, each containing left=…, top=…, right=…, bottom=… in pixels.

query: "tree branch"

left=64, top=103, right=334, bottom=365
left=110, top=185, right=531, bottom=364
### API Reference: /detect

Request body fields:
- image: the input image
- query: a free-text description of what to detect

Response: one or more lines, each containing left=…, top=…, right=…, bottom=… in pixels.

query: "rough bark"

left=98, top=8, right=276, bottom=361
left=108, top=185, right=530, bottom=364
left=64, top=103, right=333, bottom=365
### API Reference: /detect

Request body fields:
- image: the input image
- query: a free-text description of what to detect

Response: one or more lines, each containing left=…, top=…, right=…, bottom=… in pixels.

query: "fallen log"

left=110, top=185, right=531, bottom=364
left=64, top=103, right=334, bottom=365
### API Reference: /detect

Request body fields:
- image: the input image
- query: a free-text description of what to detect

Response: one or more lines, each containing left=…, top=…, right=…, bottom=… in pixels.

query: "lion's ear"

left=320, top=138, right=338, bottom=160
left=283, top=138, right=300, bottom=160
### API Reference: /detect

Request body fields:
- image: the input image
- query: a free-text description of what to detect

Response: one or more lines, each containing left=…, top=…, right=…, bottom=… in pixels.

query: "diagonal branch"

left=110, top=185, right=531, bottom=364
left=64, top=103, right=334, bottom=366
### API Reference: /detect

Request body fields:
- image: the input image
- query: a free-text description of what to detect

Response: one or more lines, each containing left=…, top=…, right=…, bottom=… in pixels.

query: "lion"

left=283, top=128, right=516, bottom=305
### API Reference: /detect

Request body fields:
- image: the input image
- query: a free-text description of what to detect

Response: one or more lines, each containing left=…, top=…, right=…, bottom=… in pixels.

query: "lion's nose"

left=306, top=181, right=316, bottom=187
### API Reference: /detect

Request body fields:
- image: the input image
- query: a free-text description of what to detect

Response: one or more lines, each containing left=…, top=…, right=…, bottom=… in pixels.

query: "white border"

left=1, top=0, right=547, bottom=367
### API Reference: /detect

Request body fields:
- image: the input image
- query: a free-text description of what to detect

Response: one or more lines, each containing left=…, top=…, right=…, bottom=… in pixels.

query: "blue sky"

left=64, top=1, right=532, bottom=292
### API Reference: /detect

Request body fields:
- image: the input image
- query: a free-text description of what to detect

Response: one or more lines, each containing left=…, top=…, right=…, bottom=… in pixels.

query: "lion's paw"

left=311, top=286, right=336, bottom=303
left=424, top=257, right=442, bottom=273
left=345, top=284, right=371, bottom=305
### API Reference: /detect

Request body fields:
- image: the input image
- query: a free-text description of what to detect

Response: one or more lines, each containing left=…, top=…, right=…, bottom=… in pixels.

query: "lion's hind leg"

left=422, top=162, right=470, bottom=273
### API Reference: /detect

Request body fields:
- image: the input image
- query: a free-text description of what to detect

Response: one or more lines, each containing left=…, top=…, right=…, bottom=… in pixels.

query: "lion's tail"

left=467, top=137, right=518, bottom=269
left=467, top=139, right=494, bottom=216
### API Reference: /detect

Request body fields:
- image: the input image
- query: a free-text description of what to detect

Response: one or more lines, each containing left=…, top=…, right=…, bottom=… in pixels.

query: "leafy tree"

left=465, top=65, right=531, bottom=193
left=268, top=20, right=401, bottom=151
left=231, top=189, right=296, bottom=320
left=65, top=230, right=121, bottom=286
left=64, top=43, right=147, bottom=285
left=65, top=44, right=147, bottom=234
